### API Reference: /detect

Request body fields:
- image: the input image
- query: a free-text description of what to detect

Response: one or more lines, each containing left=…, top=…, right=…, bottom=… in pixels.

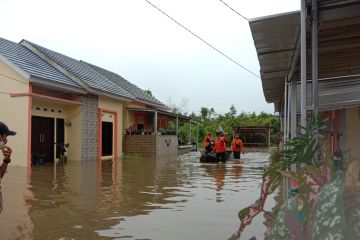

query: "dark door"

left=102, top=122, right=113, bottom=156
left=56, top=118, right=65, bottom=158
left=32, top=116, right=55, bottom=164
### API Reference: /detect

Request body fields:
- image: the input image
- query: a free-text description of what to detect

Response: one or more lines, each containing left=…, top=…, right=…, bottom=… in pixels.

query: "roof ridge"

left=19, top=39, right=135, bottom=101
left=20, top=39, right=91, bottom=91
left=82, top=60, right=144, bottom=92
left=0, top=37, right=83, bottom=90
left=82, top=60, right=166, bottom=107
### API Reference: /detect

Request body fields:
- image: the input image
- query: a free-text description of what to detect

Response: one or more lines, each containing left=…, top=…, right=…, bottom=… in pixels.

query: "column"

left=154, top=111, right=158, bottom=134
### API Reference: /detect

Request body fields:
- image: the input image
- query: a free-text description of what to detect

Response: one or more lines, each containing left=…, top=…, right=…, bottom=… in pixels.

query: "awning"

left=249, top=11, right=300, bottom=110
left=250, top=0, right=360, bottom=112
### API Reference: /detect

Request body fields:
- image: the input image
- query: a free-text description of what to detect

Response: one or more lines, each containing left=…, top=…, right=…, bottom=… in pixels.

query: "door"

left=32, top=116, right=55, bottom=164
left=102, top=121, right=113, bottom=156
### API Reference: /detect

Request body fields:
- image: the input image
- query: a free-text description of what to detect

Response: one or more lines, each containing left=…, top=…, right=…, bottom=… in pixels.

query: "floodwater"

left=0, top=151, right=276, bottom=240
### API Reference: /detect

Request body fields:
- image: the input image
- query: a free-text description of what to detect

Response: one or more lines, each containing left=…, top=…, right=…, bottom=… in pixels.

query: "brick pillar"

left=80, top=94, right=98, bottom=161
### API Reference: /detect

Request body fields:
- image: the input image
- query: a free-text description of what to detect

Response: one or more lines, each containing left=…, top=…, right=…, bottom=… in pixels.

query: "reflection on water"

left=0, top=151, right=275, bottom=240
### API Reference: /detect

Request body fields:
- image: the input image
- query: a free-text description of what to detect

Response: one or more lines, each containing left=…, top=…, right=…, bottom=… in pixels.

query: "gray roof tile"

left=83, top=61, right=166, bottom=107
left=23, top=40, right=134, bottom=100
left=0, top=37, right=81, bottom=88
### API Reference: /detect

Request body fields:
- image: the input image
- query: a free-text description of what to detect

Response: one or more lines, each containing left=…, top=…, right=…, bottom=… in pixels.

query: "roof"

left=250, top=0, right=360, bottom=112
left=127, top=108, right=197, bottom=123
left=21, top=40, right=134, bottom=100
left=249, top=11, right=300, bottom=107
left=0, top=37, right=82, bottom=89
left=83, top=61, right=166, bottom=107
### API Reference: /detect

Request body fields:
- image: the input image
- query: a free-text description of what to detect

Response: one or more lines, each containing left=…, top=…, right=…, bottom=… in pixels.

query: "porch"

left=124, top=108, right=198, bottom=157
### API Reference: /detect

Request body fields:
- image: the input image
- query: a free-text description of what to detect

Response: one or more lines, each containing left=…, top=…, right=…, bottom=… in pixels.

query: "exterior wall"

left=32, top=100, right=82, bottom=161
left=32, top=101, right=66, bottom=119
left=0, top=60, right=30, bottom=166
left=124, top=135, right=156, bottom=157
left=178, top=146, right=192, bottom=155
left=157, top=115, right=169, bottom=129
left=128, top=112, right=154, bottom=131
left=64, top=105, right=82, bottom=160
left=80, top=95, right=98, bottom=161
left=124, top=135, right=178, bottom=157
left=98, top=96, right=124, bottom=158
left=156, top=135, right=178, bottom=157
left=125, top=102, right=152, bottom=130
left=345, top=106, right=360, bottom=160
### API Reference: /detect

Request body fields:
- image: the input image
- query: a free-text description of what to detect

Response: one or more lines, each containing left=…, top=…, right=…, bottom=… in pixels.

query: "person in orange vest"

left=203, top=132, right=214, bottom=153
left=231, top=133, right=244, bottom=159
left=213, top=131, right=227, bottom=162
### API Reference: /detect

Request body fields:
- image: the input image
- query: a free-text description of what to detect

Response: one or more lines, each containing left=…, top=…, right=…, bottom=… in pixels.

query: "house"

left=0, top=37, right=193, bottom=167
left=249, top=0, right=360, bottom=160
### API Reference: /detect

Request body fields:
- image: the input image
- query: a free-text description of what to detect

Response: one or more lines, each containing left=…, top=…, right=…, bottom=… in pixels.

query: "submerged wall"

left=124, top=135, right=156, bottom=157
left=124, top=135, right=178, bottom=157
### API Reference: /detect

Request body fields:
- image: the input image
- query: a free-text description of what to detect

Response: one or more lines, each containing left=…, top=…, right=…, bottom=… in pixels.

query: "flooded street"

left=0, top=151, right=275, bottom=240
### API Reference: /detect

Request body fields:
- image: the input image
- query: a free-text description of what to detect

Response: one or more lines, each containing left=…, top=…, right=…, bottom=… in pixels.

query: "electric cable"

left=144, top=0, right=260, bottom=78
left=218, top=0, right=248, bottom=21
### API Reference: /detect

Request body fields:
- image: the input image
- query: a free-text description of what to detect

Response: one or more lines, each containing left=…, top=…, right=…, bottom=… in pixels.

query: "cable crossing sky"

left=144, top=0, right=260, bottom=79
left=218, top=0, right=248, bottom=21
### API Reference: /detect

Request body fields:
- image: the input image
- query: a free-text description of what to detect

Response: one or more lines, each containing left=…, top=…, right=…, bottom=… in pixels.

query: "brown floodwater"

left=0, top=151, right=275, bottom=240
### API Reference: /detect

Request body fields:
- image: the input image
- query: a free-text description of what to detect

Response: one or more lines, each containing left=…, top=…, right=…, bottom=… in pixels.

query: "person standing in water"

left=203, top=132, right=214, bottom=153
left=0, top=121, right=16, bottom=213
left=213, top=131, right=227, bottom=162
left=231, top=133, right=244, bottom=159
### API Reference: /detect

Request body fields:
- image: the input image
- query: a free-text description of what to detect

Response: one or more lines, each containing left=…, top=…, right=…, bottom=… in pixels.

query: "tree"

left=200, top=107, right=209, bottom=121
left=144, top=89, right=152, bottom=96
left=166, top=97, right=189, bottom=114
left=229, top=104, right=237, bottom=117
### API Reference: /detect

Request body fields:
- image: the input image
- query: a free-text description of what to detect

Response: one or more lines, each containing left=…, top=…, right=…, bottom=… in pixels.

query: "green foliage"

left=264, top=116, right=328, bottom=194
left=196, top=106, right=280, bottom=145
left=170, top=105, right=280, bottom=146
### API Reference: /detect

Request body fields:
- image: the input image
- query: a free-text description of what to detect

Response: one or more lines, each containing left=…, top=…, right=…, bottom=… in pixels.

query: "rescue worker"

left=231, top=133, right=244, bottom=159
left=203, top=132, right=214, bottom=153
left=213, top=131, right=227, bottom=162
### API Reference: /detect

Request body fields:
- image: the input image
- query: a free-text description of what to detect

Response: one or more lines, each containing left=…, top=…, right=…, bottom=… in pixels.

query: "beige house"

left=0, top=37, right=173, bottom=167
left=249, top=0, right=360, bottom=160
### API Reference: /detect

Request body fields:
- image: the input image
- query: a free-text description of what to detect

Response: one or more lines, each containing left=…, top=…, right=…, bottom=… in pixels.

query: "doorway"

left=32, top=116, right=55, bottom=164
left=102, top=121, right=113, bottom=156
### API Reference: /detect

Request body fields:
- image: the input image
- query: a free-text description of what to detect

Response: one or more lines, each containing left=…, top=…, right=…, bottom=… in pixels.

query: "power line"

left=218, top=0, right=248, bottom=21
left=144, top=0, right=260, bottom=78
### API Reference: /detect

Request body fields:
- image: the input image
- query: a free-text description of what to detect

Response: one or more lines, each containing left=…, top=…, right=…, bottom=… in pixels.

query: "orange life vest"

left=203, top=136, right=213, bottom=148
left=231, top=138, right=244, bottom=152
left=214, top=137, right=226, bottom=153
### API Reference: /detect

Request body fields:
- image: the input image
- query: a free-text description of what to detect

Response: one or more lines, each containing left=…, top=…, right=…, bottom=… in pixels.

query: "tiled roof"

left=83, top=61, right=166, bottom=107
left=22, top=40, right=134, bottom=100
left=0, top=37, right=81, bottom=88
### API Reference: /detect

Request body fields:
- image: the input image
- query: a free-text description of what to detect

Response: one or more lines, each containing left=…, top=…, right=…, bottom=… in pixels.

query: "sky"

left=0, top=0, right=299, bottom=115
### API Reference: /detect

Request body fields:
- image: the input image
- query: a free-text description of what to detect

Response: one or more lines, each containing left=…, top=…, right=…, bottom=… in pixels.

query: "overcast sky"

left=0, top=0, right=299, bottom=114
